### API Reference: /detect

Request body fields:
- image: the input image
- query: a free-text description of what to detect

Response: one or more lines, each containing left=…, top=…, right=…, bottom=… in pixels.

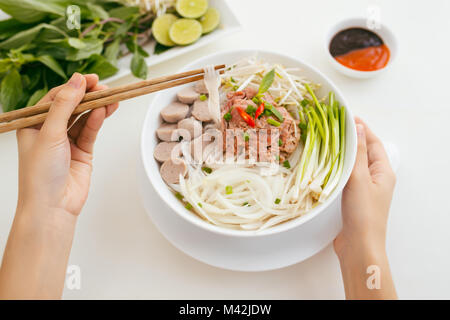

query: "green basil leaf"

left=1, top=69, right=22, bottom=112
left=67, top=37, right=86, bottom=49
left=104, top=38, right=121, bottom=66
left=0, top=0, right=66, bottom=23
left=137, top=45, right=149, bottom=58
left=66, top=38, right=104, bottom=61
left=26, top=87, right=48, bottom=107
left=86, top=2, right=109, bottom=20
left=35, top=55, right=67, bottom=80
left=0, top=18, right=32, bottom=41
left=82, top=54, right=118, bottom=80
left=0, top=23, right=67, bottom=50
left=0, top=59, right=11, bottom=73
left=131, top=51, right=147, bottom=79
left=108, top=6, right=140, bottom=20
left=258, top=68, right=275, bottom=95
left=154, top=42, right=171, bottom=55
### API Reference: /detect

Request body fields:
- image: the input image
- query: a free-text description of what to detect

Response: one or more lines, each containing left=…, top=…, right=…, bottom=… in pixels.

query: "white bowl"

left=325, top=17, right=398, bottom=79
left=141, top=49, right=357, bottom=239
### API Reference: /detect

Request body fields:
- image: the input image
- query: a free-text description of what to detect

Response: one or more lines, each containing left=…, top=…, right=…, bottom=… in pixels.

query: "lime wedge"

left=152, top=13, right=178, bottom=46
left=199, top=7, right=220, bottom=34
left=176, top=0, right=208, bottom=19
left=169, top=19, right=203, bottom=45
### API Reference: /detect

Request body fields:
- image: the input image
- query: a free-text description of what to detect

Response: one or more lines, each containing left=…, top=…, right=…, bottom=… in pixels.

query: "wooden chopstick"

left=0, top=64, right=225, bottom=124
left=0, top=66, right=225, bottom=134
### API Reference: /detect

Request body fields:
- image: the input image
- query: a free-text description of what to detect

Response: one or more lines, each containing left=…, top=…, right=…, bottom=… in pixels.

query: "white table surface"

left=1, top=0, right=449, bottom=299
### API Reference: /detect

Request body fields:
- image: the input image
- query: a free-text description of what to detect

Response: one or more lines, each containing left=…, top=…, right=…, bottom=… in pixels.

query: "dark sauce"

left=329, top=28, right=390, bottom=71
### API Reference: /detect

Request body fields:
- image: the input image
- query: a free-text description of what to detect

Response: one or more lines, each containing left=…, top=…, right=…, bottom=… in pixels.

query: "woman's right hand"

left=334, top=117, right=397, bottom=299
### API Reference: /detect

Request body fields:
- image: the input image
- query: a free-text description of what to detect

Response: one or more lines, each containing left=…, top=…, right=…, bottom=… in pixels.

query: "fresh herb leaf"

left=82, top=54, right=118, bottom=80
left=0, top=23, right=67, bottom=50
left=258, top=68, right=275, bottom=94
left=275, top=198, right=281, bottom=204
left=154, top=42, right=171, bottom=55
left=1, top=69, right=22, bottom=112
left=0, top=0, right=65, bottom=24
left=26, top=87, right=47, bottom=106
left=35, top=55, right=66, bottom=80
left=131, top=51, right=147, bottom=79
left=104, top=38, right=121, bottom=67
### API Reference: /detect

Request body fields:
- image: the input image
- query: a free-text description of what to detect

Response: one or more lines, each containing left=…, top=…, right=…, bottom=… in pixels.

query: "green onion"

left=252, top=97, right=259, bottom=105
left=233, top=85, right=239, bottom=91
left=300, top=99, right=309, bottom=107
left=175, top=192, right=183, bottom=200
left=278, top=139, right=283, bottom=146
left=230, top=77, right=236, bottom=83
left=185, top=203, right=193, bottom=210
left=246, top=105, right=256, bottom=115
left=202, top=167, right=212, bottom=174
left=242, top=202, right=249, bottom=206
left=199, top=94, right=207, bottom=101
left=267, top=118, right=281, bottom=127
left=243, top=132, right=250, bottom=142
left=298, top=123, right=307, bottom=130
left=197, top=202, right=203, bottom=208
left=264, top=101, right=284, bottom=122
left=275, top=198, right=281, bottom=204
left=224, top=112, right=232, bottom=122
left=283, top=160, right=291, bottom=169
left=225, top=185, right=233, bottom=194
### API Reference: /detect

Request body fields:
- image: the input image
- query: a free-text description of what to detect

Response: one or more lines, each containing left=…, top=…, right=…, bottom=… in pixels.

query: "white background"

left=1, top=0, right=450, bottom=299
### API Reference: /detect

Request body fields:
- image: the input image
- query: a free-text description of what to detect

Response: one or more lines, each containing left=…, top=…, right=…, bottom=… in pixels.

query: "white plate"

left=104, top=0, right=241, bottom=83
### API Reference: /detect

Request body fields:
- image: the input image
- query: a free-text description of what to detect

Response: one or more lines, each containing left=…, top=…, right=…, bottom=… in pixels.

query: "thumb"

left=41, top=73, right=86, bottom=140
left=348, top=123, right=370, bottom=185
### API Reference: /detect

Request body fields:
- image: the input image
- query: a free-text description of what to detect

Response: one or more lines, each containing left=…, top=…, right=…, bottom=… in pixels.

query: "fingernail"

left=68, top=72, right=83, bottom=89
left=356, top=124, right=365, bottom=137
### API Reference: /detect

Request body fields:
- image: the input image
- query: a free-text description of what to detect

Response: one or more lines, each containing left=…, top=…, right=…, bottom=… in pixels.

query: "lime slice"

left=199, top=7, right=220, bottom=34
left=152, top=13, right=178, bottom=46
left=176, top=0, right=208, bottom=19
left=169, top=19, right=203, bottom=45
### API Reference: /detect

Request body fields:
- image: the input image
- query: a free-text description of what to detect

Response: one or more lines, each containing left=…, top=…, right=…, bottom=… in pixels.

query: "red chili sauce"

left=329, top=28, right=390, bottom=72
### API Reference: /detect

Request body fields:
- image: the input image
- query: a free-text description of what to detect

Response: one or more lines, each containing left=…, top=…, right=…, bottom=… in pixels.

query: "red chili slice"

left=255, top=102, right=265, bottom=119
left=236, top=107, right=255, bottom=128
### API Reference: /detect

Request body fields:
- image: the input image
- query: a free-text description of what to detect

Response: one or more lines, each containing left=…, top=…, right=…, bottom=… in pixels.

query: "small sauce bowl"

left=325, top=17, right=398, bottom=79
